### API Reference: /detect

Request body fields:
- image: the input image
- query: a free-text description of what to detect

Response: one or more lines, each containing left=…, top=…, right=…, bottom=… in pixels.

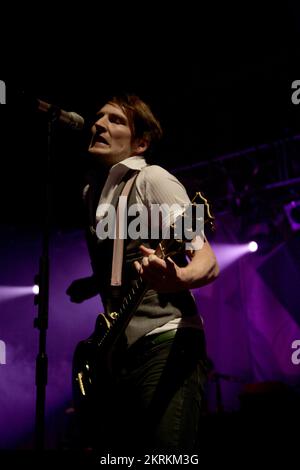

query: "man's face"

left=88, top=102, right=137, bottom=166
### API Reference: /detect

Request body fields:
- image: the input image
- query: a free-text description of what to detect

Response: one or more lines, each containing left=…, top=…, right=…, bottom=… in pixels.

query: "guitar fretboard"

left=119, top=276, right=147, bottom=318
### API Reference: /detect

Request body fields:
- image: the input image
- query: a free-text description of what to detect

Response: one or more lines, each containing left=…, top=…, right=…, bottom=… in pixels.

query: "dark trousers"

left=93, top=328, right=209, bottom=455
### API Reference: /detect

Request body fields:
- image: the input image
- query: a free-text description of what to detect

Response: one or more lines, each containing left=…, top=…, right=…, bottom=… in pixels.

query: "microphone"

left=36, top=98, right=85, bottom=130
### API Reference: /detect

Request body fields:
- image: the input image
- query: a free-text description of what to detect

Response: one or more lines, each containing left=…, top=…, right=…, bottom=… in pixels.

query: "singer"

left=66, top=92, right=219, bottom=455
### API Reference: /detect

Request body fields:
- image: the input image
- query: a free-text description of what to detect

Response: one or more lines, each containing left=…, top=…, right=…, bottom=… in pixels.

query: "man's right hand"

left=66, top=276, right=99, bottom=303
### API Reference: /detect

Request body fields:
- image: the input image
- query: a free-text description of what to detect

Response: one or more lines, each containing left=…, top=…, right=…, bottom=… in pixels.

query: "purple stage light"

left=32, top=284, right=39, bottom=295
left=248, top=241, right=258, bottom=252
left=284, top=200, right=300, bottom=231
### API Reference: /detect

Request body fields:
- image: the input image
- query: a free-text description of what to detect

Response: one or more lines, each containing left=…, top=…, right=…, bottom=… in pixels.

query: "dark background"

left=1, top=3, right=300, bottom=460
left=1, top=2, right=300, bottom=230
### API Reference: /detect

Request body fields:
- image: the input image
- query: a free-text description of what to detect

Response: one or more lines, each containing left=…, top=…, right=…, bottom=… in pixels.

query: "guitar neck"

left=118, top=238, right=176, bottom=316
left=118, top=275, right=148, bottom=320
left=117, top=241, right=166, bottom=320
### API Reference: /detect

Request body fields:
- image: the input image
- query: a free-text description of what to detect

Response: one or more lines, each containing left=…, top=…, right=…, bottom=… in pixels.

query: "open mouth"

left=94, top=134, right=109, bottom=145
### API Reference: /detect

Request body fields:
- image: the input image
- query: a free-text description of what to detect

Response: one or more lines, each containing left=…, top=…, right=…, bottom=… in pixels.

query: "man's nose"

left=95, top=115, right=107, bottom=130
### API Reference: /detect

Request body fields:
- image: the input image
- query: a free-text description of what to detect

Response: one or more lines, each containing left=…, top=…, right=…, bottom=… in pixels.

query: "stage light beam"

left=0, top=286, right=39, bottom=303
left=211, top=242, right=258, bottom=271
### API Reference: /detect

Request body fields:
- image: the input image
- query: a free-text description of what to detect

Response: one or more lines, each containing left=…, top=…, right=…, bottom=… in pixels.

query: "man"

left=68, top=93, right=219, bottom=454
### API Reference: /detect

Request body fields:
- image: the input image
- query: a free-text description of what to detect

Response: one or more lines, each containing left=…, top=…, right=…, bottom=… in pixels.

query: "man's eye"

left=110, top=115, right=125, bottom=124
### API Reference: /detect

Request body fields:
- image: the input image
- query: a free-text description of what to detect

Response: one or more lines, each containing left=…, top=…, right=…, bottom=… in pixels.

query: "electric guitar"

left=72, top=192, right=214, bottom=407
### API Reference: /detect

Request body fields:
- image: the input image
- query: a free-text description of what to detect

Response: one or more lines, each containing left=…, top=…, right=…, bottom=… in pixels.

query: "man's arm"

left=66, top=275, right=100, bottom=303
left=135, top=165, right=219, bottom=292
left=182, top=240, right=219, bottom=288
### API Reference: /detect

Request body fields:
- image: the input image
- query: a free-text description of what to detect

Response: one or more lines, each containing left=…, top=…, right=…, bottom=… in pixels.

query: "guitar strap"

left=110, top=171, right=139, bottom=287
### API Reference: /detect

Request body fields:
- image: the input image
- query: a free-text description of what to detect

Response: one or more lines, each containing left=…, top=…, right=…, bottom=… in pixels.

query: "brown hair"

left=109, top=93, right=163, bottom=153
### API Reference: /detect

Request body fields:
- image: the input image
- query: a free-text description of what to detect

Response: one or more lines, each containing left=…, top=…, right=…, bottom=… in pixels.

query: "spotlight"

left=242, top=221, right=281, bottom=255
left=248, top=241, right=258, bottom=252
left=284, top=200, right=300, bottom=232
left=32, top=285, right=39, bottom=295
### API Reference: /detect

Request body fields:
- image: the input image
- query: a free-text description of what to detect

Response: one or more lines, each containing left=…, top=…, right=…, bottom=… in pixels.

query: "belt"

left=126, top=329, right=177, bottom=358
left=146, top=328, right=177, bottom=346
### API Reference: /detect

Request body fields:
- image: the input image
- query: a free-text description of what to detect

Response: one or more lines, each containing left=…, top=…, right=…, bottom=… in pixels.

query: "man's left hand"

left=134, top=245, right=185, bottom=293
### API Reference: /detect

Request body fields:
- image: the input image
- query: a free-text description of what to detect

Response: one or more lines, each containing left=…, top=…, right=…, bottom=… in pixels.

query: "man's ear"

left=134, top=138, right=149, bottom=155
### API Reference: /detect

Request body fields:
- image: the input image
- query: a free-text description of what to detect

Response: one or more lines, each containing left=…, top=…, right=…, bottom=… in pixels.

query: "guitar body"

left=72, top=333, right=101, bottom=408
left=72, top=310, right=125, bottom=405
left=72, top=312, right=129, bottom=448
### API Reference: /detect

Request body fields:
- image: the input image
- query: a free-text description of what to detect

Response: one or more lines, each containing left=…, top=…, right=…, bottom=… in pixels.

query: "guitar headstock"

left=191, top=191, right=215, bottom=232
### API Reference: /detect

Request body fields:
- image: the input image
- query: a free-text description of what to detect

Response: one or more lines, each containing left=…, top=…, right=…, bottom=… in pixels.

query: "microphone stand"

left=34, top=108, right=58, bottom=451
